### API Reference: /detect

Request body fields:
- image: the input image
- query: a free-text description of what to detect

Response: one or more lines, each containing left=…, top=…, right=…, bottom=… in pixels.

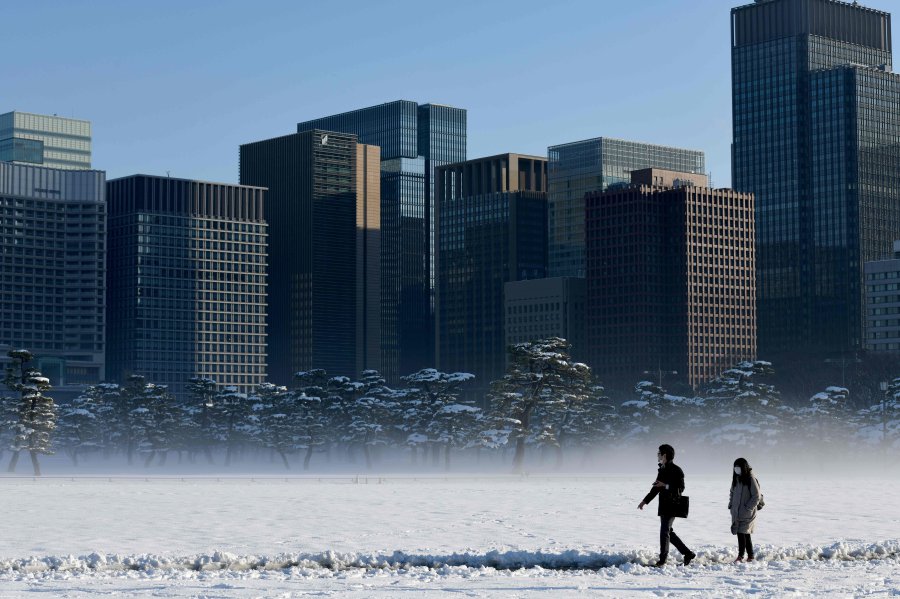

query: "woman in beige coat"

left=728, top=457, right=761, bottom=562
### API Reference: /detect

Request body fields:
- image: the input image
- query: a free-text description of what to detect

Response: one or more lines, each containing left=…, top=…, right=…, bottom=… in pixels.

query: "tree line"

left=2, top=340, right=899, bottom=476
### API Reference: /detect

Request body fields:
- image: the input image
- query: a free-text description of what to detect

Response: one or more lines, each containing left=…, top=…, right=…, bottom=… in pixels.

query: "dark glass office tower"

left=240, top=130, right=361, bottom=384
left=106, top=175, right=268, bottom=396
left=732, top=0, right=899, bottom=358
left=0, top=162, right=105, bottom=394
left=547, top=137, right=704, bottom=278
left=298, top=101, right=466, bottom=380
left=436, top=154, right=548, bottom=392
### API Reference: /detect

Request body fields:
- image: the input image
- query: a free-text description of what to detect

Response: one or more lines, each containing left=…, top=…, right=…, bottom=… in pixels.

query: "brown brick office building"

left=585, top=168, right=756, bottom=391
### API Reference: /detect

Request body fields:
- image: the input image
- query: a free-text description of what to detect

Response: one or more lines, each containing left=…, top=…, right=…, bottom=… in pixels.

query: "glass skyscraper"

left=106, top=175, right=268, bottom=396
left=0, top=111, right=91, bottom=170
left=732, top=0, right=899, bottom=358
left=0, top=162, right=106, bottom=392
left=297, top=101, right=466, bottom=381
left=547, top=137, right=704, bottom=278
left=436, top=154, right=548, bottom=392
left=241, top=130, right=377, bottom=384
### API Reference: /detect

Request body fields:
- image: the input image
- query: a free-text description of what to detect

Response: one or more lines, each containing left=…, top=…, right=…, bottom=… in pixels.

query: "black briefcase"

left=671, top=495, right=689, bottom=518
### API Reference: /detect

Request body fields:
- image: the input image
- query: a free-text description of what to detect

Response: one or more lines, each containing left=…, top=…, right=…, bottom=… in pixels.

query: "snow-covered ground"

left=1, top=473, right=898, bottom=597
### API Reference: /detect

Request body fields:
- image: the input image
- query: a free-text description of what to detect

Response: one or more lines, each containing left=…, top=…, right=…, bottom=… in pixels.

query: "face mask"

left=734, top=467, right=742, bottom=475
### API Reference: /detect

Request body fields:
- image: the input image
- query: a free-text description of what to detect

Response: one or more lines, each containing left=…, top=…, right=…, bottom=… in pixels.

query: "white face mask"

left=734, top=466, right=742, bottom=475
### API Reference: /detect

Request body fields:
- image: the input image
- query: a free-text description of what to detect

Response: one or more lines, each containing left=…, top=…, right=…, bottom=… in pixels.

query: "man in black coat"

left=638, top=443, right=696, bottom=567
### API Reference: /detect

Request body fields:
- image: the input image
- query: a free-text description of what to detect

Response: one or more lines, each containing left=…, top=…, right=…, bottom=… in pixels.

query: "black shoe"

left=683, top=552, right=696, bottom=566
left=653, top=560, right=667, bottom=567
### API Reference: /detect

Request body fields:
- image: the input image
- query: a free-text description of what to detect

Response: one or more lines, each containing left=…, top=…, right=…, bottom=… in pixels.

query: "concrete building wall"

left=356, top=143, right=382, bottom=375
left=504, top=277, right=586, bottom=361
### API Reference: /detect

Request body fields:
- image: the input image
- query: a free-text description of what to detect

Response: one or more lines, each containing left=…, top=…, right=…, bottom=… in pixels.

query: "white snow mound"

left=1, top=541, right=897, bottom=580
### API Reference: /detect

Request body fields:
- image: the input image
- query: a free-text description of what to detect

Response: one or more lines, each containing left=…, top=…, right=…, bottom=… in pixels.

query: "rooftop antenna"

left=166, top=170, right=170, bottom=178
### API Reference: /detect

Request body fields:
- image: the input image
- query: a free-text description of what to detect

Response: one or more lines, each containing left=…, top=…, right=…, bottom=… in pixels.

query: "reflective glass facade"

left=0, top=162, right=106, bottom=389
left=106, top=175, right=268, bottom=396
left=731, top=0, right=898, bottom=357
left=0, top=137, right=44, bottom=165
left=298, top=101, right=466, bottom=381
left=436, top=154, right=547, bottom=390
left=547, top=137, right=704, bottom=278
left=0, top=111, right=91, bottom=170
left=240, top=130, right=358, bottom=384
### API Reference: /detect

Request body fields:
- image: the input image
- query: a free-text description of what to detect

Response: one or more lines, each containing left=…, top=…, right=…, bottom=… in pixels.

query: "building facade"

left=865, top=241, right=900, bottom=352
left=240, top=130, right=381, bottom=384
left=504, top=277, right=586, bottom=360
left=356, top=143, right=382, bottom=375
left=298, top=101, right=467, bottom=380
left=436, top=153, right=548, bottom=389
left=586, top=169, right=756, bottom=390
left=106, top=175, right=267, bottom=396
left=0, top=162, right=106, bottom=391
left=731, top=0, right=900, bottom=359
left=0, top=111, right=91, bottom=170
left=547, top=137, right=704, bottom=278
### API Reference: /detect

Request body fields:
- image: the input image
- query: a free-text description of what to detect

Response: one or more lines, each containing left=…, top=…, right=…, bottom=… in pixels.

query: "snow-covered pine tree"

left=562, top=378, right=617, bottom=466
left=292, top=370, right=331, bottom=469
left=393, top=383, right=427, bottom=464
left=325, top=373, right=396, bottom=469
left=856, top=377, right=900, bottom=452
left=91, top=383, right=124, bottom=460
left=619, top=380, right=667, bottom=442
left=486, top=338, right=591, bottom=473
left=138, top=383, right=176, bottom=467
left=0, top=370, right=13, bottom=463
left=119, top=375, right=150, bottom=465
left=699, top=360, right=782, bottom=447
left=249, top=382, right=295, bottom=469
left=526, top=371, right=592, bottom=467
left=3, top=349, right=57, bottom=476
left=321, top=375, right=353, bottom=455
left=345, top=374, right=402, bottom=470
left=183, top=377, right=218, bottom=464
left=212, top=385, right=251, bottom=467
left=805, top=386, right=852, bottom=448
left=56, top=385, right=104, bottom=466
left=402, top=368, right=476, bottom=468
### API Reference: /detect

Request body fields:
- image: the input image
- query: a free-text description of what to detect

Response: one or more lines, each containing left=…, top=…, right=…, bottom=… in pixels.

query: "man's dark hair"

left=659, top=444, right=675, bottom=461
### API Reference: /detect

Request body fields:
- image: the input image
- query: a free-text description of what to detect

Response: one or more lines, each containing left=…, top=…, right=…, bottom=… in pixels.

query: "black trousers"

left=660, top=516, right=691, bottom=560
left=737, top=533, right=754, bottom=557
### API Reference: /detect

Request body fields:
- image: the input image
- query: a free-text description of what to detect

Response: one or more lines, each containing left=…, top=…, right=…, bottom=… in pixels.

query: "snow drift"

left=2, top=541, right=898, bottom=580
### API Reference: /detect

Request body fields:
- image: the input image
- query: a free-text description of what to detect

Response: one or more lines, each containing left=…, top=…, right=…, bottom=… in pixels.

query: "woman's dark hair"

left=732, top=457, right=752, bottom=487
left=659, top=444, right=675, bottom=461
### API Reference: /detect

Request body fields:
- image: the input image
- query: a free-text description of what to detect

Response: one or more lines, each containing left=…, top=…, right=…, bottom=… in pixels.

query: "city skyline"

left=12, top=0, right=897, bottom=188
left=3, top=0, right=899, bottom=396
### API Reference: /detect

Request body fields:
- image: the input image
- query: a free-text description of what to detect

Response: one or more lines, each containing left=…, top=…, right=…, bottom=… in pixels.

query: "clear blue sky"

left=2, top=0, right=896, bottom=189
